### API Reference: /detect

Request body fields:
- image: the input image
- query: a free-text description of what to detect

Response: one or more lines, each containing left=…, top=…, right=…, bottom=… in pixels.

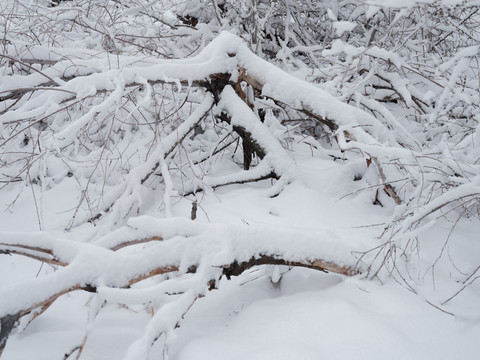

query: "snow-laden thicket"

left=1, top=0, right=480, bottom=359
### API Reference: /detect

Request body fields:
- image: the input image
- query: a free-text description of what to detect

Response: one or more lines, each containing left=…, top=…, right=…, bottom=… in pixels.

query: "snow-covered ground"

left=1, top=143, right=479, bottom=360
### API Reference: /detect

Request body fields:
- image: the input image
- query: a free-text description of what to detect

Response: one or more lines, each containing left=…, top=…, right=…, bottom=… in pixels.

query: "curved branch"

left=110, top=236, right=163, bottom=251
left=222, top=254, right=359, bottom=279
left=0, top=243, right=68, bottom=266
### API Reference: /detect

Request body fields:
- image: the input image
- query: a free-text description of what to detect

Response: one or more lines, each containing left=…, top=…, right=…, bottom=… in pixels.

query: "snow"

left=175, top=278, right=479, bottom=360
left=333, top=21, right=357, bottom=36
left=1, top=1, right=480, bottom=360
left=2, top=140, right=479, bottom=359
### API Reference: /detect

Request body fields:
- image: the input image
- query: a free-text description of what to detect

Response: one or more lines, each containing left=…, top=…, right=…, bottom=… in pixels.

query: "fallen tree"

left=0, top=217, right=361, bottom=358
left=0, top=30, right=397, bottom=230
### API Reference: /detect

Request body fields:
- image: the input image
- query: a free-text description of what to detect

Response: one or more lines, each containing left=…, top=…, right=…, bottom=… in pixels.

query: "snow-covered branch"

left=0, top=216, right=361, bottom=357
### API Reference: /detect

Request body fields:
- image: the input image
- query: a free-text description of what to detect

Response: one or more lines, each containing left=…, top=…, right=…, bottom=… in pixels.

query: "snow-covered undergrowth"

left=1, top=149, right=479, bottom=359
left=1, top=0, right=480, bottom=359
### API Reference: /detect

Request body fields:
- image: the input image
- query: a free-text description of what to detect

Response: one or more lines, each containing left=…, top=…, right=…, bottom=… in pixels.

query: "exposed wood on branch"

left=0, top=314, right=20, bottom=357
left=0, top=249, right=66, bottom=266
left=0, top=243, right=68, bottom=266
left=182, top=171, right=278, bottom=196
left=128, top=266, right=179, bottom=285
left=110, top=236, right=163, bottom=251
left=222, top=254, right=359, bottom=279
left=216, top=112, right=267, bottom=170
left=237, top=69, right=264, bottom=92
left=0, top=235, right=358, bottom=357
left=199, top=73, right=231, bottom=103
left=237, top=68, right=339, bottom=133
left=371, top=156, right=402, bottom=205
left=0, top=285, right=87, bottom=357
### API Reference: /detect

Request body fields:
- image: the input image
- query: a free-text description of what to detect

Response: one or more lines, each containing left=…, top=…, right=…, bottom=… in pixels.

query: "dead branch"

left=216, top=111, right=267, bottom=170
left=110, top=236, right=163, bottom=251
left=128, top=266, right=179, bottom=285
left=0, top=249, right=66, bottom=266
left=182, top=171, right=279, bottom=196
left=0, top=243, right=68, bottom=266
left=237, top=68, right=339, bottom=133
left=0, top=314, right=20, bottom=357
left=0, top=285, right=86, bottom=357
left=0, top=54, right=60, bottom=86
left=222, top=254, right=359, bottom=279
left=371, top=156, right=402, bottom=205
left=0, top=233, right=358, bottom=357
